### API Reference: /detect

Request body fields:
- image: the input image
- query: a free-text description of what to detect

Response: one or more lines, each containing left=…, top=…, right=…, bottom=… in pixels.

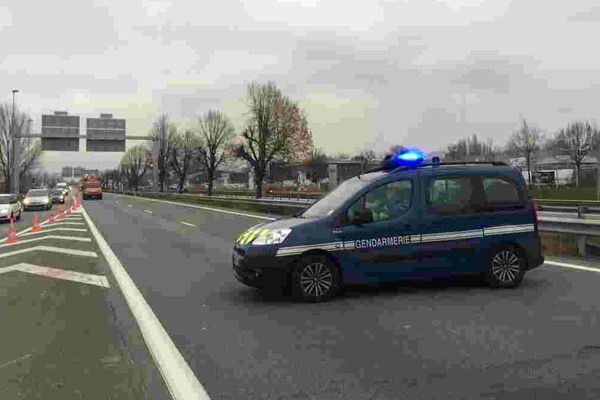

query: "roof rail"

left=363, top=160, right=507, bottom=175
left=388, top=160, right=507, bottom=174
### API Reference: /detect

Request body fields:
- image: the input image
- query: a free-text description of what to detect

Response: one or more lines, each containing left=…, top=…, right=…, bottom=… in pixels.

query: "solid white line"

left=110, top=192, right=275, bottom=221
left=545, top=260, right=600, bottom=273
left=0, top=263, right=110, bottom=288
left=80, top=206, right=211, bottom=400
left=0, top=245, right=98, bottom=259
left=0, top=235, right=92, bottom=248
left=144, top=209, right=153, bottom=214
left=180, top=221, right=196, bottom=227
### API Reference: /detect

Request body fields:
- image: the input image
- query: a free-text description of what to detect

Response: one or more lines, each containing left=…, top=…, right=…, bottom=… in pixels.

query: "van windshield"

left=301, top=178, right=369, bottom=219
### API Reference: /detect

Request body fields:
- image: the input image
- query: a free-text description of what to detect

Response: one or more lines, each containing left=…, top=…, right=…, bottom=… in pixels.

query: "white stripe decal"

left=274, top=224, right=536, bottom=256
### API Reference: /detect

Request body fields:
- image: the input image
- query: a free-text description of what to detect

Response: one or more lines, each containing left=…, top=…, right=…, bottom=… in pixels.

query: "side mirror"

left=349, top=209, right=373, bottom=225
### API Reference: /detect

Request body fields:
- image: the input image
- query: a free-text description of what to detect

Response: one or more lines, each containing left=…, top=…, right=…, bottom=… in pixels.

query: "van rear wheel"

left=485, top=245, right=525, bottom=288
left=291, top=254, right=340, bottom=302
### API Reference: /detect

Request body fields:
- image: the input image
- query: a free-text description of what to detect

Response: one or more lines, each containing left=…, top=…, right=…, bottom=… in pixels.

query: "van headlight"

left=251, top=229, right=292, bottom=245
left=24, top=198, right=31, bottom=205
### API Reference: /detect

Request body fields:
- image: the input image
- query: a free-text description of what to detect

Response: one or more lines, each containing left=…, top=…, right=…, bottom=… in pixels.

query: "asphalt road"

left=83, top=193, right=600, bottom=400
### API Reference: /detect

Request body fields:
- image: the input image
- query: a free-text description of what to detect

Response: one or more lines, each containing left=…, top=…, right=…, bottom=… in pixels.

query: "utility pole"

left=152, top=138, right=159, bottom=192
left=11, top=89, right=19, bottom=195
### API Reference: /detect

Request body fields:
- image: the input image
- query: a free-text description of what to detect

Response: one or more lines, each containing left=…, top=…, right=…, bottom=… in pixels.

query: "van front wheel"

left=485, top=245, right=525, bottom=288
left=291, top=254, right=340, bottom=302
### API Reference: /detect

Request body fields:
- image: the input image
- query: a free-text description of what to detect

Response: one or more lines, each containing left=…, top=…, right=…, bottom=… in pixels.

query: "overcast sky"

left=1, top=0, right=600, bottom=173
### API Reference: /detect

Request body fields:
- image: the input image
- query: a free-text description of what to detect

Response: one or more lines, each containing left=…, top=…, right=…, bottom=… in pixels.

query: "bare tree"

left=119, top=144, right=149, bottom=191
left=171, top=129, right=201, bottom=193
left=553, top=120, right=595, bottom=187
left=197, top=110, right=235, bottom=196
left=508, top=119, right=543, bottom=185
left=235, top=82, right=307, bottom=198
left=480, top=138, right=496, bottom=161
left=150, top=114, right=177, bottom=192
left=0, top=104, right=41, bottom=192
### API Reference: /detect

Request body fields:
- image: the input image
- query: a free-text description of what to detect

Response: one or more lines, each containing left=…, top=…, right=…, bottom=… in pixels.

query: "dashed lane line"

left=180, top=221, right=196, bottom=228
left=80, top=205, right=211, bottom=399
left=0, top=235, right=92, bottom=248
left=110, top=192, right=276, bottom=221
left=0, top=263, right=110, bottom=288
left=144, top=209, right=153, bottom=214
left=0, top=246, right=98, bottom=260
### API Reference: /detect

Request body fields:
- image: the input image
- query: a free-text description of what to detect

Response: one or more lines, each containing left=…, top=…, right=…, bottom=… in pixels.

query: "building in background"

left=86, top=113, right=126, bottom=152
left=41, top=111, right=79, bottom=151
left=61, top=166, right=100, bottom=183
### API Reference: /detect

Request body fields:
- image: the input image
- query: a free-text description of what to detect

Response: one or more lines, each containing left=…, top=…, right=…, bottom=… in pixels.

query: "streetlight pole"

left=11, top=89, right=19, bottom=195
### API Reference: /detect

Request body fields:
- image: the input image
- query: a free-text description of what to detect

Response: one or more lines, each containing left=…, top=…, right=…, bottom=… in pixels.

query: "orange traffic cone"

left=6, top=217, right=19, bottom=243
left=31, top=213, right=42, bottom=232
left=57, top=205, right=65, bottom=220
left=48, top=213, right=56, bottom=224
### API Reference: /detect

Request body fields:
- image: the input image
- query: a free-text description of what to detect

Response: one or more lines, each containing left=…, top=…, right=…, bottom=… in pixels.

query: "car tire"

left=291, top=254, right=340, bottom=302
left=485, top=245, right=526, bottom=288
left=16, top=210, right=21, bottom=220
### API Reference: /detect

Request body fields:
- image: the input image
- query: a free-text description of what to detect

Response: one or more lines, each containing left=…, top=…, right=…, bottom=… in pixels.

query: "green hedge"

left=138, top=192, right=306, bottom=217
left=529, top=186, right=600, bottom=201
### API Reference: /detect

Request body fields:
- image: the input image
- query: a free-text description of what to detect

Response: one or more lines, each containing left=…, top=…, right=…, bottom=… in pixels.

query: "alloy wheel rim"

left=491, top=250, right=521, bottom=283
left=300, top=262, right=333, bottom=297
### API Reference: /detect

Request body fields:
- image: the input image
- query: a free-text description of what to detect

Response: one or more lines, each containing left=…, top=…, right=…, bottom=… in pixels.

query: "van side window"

left=347, top=180, right=412, bottom=223
left=482, top=177, right=523, bottom=210
left=427, top=176, right=474, bottom=214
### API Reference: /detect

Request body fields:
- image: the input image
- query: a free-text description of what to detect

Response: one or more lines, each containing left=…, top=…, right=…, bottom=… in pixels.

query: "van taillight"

left=528, top=196, right=538, bottom=228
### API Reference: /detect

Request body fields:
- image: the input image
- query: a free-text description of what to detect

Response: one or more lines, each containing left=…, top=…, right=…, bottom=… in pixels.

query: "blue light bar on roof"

left=396, top=150, right=423, bottom=162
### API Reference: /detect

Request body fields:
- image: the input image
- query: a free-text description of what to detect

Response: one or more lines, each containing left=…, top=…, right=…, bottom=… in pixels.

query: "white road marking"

left=49, top=221, right=86, bottom=226
left=19, top=228, right=87, bottom=237
left=180, top=221, right=196, bottom=227
left=128, top=204, right=133, bottom=207
left=111, top=192, right=276, bottom=221
left=0, top=235, right=92, bottom=248
left=545, top=260, right=600, bottom=273
left=80, top=205, right=211, bottom=400
left=0, top=263, right=110, bottom=288
left=0, top=246, right=98, bottom=260
left=0, top=354, right=33, bottom=370
left=144, top=209, right=153, bottom=214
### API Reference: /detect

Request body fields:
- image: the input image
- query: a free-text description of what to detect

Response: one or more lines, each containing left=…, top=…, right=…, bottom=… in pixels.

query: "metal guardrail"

left=112, top=190, right=600, bottom=256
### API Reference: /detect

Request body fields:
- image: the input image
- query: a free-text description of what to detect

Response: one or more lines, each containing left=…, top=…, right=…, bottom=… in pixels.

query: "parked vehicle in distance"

left=23, top=189, right=52, bottom=211
left=0, top=194, right=23, bottom=221
left=50, top=189, right=66, bottom=204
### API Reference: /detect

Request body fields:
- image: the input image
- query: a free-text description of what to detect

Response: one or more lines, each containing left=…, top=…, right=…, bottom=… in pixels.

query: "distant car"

left=56, top=182, right=70, bottom=195
left=23, top=189, right=52, bottom=211
left=0, top=194, right=23, bottom=221
left=50, top=189, right=66, bottom=204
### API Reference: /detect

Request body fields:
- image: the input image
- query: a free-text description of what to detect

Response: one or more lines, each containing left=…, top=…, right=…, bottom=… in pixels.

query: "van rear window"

left=426, top=177, right=474, bottom=214
left=482, top=177, right=524, bottom=210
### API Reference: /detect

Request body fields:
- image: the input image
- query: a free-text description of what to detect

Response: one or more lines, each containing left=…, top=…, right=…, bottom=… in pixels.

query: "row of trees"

left=112, top=82, right=313, bottom=198
left=444, top=119, right=600, bottom=187
left=0, top=104, right=42, bottom=192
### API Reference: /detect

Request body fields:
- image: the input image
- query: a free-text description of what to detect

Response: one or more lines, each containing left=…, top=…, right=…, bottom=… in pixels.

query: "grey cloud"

left=568, top=6, right=600, bottom=21
left=0, top=1, right=122, bottom=56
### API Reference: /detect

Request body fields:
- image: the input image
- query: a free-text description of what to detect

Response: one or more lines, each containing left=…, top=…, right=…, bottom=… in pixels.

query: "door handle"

left=402, top=223, right=413, bottom=229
